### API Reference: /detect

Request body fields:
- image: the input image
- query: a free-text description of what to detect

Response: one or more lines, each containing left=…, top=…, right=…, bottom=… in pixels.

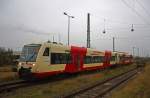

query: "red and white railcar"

left=18, top=42, right=132, bottom=79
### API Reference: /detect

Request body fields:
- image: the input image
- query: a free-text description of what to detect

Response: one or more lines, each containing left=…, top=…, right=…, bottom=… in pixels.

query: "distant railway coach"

left=18, top=41, right=133, bottom=79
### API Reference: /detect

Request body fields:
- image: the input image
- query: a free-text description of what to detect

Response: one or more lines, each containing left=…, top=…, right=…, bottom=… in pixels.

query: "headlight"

left=19, top=62, right=22, bottom=66
left=32, top=64, right=36, bottom=67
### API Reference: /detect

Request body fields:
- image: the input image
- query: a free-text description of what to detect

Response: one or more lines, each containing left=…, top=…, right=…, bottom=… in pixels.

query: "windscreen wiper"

left=26, top=52, right=36, bottom=62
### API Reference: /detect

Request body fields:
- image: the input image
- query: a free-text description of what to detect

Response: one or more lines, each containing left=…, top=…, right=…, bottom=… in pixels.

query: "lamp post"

left=63, top=12, right=74, bottom=46
left=132, top=47, right=135, bottom=57
left=113, top=37, right=115, bottom=52
left=137, top=48, right=139, bottom=57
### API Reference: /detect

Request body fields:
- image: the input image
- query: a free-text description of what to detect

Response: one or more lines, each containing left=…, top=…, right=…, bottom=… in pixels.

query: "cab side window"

left=43, top=48, right=49, bottom=56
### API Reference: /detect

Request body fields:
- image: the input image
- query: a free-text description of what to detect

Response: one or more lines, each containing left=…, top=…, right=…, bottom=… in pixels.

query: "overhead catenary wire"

left=94, top=36, right=150, bottom=41
left=136, top=0, right=150, bottom=18
left=121, top=0, right=150, bottom=24
left=91, top=13, right=150, bottom=26
left=91, top=15, right=150, bottom=34
left=91, top=0, right=150, bottom=26
left=91, top=0, right=150, bottom=32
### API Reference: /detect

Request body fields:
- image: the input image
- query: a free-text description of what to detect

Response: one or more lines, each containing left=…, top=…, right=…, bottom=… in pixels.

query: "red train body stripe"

left=32, top=71, right=64, bottom=79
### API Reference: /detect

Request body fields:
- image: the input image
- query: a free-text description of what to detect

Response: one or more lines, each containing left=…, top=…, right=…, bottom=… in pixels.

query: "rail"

left=61, top=67, right=139, bottom=98
left=0, top=80, right=29, bottom=93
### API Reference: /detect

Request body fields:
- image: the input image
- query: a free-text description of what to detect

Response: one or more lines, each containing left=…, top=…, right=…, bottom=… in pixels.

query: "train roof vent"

left=47, top=40, right=51, bottom=43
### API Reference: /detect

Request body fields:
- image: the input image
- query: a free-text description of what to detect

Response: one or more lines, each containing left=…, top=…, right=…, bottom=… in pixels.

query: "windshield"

left=20, top=44, right=41, bottom=62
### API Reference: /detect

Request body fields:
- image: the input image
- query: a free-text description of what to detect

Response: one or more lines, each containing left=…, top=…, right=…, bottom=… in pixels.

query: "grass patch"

left=0, top=66, right=13, bottom=72
left=110, top=62, right=150, bottom=98
left=0, top=66, right=19, bottom=83
left=1, top=64, right=137, bottom=98
left=0, top=72, right=19, bottom=83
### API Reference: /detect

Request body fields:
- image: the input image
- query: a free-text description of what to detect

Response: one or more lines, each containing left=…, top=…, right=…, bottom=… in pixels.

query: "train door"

left=73, top=53, right=81, bottom=70
left=76, top=54, right=80, bottom=68
left=103, top=51, right=111, bottom=67
left=65, top=46, right=86, bottom=73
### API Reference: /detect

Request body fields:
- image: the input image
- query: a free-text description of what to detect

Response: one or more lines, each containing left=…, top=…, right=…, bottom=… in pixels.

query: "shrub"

left=0, top=47, right=16, bottom=66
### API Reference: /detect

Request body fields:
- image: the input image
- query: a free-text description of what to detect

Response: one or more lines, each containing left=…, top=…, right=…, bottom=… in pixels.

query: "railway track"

left=61, top=67, right=139, bottom=98
left=0, top=72, right=79, bottom=94
left=0, top=80, right=29, bottom=93
left=0, top=67, right=140, bottom=96
left=0, top=72, right=90, bottom=94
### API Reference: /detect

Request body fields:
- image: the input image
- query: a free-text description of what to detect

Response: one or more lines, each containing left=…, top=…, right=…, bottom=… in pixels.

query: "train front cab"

left=18, top=42, right=71, bottom=79
left=18, top=44, right=41, bottom=78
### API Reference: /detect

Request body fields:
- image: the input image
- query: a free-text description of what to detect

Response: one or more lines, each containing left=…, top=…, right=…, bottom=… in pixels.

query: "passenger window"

left=84, top=56, right=92, bottom=64
left=84, top=56, right=103, bottom=64
left=43, top=48, right=49, bottom=56
left=111, top=56, right=115, bottom=61
left=51, top=53, right=71, bottom=64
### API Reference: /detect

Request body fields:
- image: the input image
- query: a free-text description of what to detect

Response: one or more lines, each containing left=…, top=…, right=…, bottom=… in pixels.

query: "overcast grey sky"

left=0, top=0, right=150, bottom=56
